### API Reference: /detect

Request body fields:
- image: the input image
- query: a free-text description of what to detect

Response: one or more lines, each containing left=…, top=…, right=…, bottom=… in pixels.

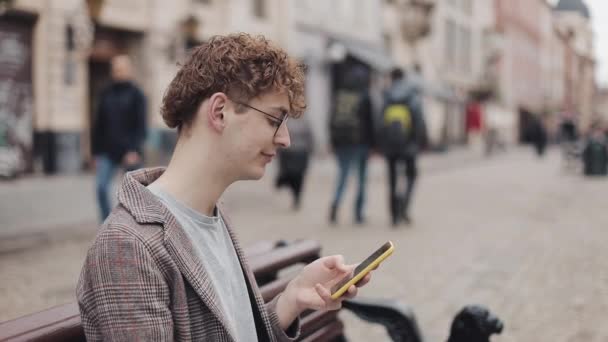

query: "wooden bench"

left=0, top=239, right=422, bottom=342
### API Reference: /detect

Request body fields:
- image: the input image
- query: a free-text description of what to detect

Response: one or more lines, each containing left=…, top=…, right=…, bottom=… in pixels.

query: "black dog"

left=447, top=305, right=504, bottom=342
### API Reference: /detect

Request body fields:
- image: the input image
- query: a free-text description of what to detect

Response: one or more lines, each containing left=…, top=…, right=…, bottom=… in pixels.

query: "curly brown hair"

left=161, top=33, right=306, bottom=131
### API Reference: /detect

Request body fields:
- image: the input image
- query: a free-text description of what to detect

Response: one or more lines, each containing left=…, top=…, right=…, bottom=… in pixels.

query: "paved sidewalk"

left=0, top=147, right=486, bottom=237
left=5, top=147, right=603, bottom=342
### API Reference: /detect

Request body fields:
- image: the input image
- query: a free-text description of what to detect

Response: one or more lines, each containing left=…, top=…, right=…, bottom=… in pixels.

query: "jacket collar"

left=118, top=168, right=238, bottom=340
left=117, top=168, right=276, bottom=341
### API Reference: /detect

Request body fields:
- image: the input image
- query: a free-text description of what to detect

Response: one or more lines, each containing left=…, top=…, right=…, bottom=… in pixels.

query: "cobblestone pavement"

left=1, top=148, right=607, bottom=342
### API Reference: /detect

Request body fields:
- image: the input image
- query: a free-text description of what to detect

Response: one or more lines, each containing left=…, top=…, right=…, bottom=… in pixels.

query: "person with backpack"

left=381, top=67, right=427, bottom=226
left=328, top=65, right=376, bottom=225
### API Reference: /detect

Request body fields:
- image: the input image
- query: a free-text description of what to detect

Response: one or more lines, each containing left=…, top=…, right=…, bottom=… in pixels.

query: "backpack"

left=330, top=89, right=365, bottom=146
left=382, top=100, right=413, bottom=155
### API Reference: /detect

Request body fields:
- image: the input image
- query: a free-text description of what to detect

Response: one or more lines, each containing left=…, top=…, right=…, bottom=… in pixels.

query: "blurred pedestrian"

left=328, top=65, right=376, bottom=224
left=560, top=114, right=578, bottom=143
left=380, top=67, right=427, bottom=226
left=92, top=55, right=147, bottom=222
left=275, top=117, right=314, bottom=209
left=465, top=97, right=484, bottom=153
left=559, top=113, right=580, bottom=170
left=526, top=115, right=547, bottom=158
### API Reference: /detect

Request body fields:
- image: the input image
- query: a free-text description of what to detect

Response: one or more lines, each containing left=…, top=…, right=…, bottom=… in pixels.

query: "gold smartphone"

left=330, top=241, right=395, bottom=300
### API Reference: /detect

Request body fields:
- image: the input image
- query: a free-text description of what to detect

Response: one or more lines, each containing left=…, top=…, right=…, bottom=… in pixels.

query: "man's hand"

left=275, top=255, right=373, bottom=329
left=123, top=151, right=141, bottom=167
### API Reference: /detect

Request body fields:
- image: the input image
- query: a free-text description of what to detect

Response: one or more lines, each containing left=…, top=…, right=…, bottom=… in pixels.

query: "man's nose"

left=274, top=123, right=291, bottom=148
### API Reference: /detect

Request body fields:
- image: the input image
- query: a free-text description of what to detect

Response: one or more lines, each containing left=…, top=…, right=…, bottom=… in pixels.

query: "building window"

left=383, top=33, right=393, bottom=54
left=445, top=19, right=472, bottom=75
left=445, top=19, right=458, bottom=68
left=461, top=0, right=473, bottom=15
left=254, top=0, right=267, bottom=18
left=460, top=26, right=472, bottom=73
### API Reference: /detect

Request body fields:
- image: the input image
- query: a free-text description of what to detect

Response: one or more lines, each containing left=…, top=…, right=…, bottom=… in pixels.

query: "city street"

left=1, top=147, right=607, bottom=341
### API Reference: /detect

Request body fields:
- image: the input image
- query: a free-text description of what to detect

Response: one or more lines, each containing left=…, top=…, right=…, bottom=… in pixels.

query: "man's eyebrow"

left=268, top=106, right=289, bottom=115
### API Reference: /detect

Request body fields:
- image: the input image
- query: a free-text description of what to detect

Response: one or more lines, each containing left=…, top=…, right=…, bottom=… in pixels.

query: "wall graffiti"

left=0, top=18, right=33, bottom=177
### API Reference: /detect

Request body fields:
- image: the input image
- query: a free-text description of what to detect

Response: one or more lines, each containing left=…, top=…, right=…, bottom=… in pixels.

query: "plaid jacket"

left=77, top=168, right=300, bottom=341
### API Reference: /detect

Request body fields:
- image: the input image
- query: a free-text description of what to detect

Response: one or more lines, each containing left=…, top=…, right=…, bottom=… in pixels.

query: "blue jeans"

left=95, top=155, right=119, bottom=222
left=331, top=145, right=369, bottom=219
left=95, top=155, right=141, bottom=222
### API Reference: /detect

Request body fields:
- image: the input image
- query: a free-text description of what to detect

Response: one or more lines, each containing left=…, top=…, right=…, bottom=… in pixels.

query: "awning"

left=333, top=37, right=395, bottom=72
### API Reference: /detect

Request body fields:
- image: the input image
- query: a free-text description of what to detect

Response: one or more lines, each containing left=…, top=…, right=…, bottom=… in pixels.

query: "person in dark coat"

left=275, top=117, right=314, bottom=209
left=92, top=55, right=147, bottom=221
left=528, top=115, right=547, bottom=157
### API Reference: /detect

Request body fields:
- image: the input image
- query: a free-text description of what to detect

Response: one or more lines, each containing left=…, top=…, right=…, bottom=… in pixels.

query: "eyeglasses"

left=232, top=100, right=289, bottom=138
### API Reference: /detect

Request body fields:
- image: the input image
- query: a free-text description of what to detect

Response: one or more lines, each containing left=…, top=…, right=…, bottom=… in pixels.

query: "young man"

left=77, top=33, right=372, bottom=341
left=92, top=55, right=147, bottom=221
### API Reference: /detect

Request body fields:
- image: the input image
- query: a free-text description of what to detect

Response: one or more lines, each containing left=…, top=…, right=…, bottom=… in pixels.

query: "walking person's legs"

left=95, top=155, right=117, bottom=222
left=292, top=152, right=309, bottom=210
left=354, top=145, right=370, bottom=224
left=401, top=155, right=418, bottom=224
left=330, top=147, right=352, bottom=223
left=292, top=173, right=303, bottom=208
left=386, top=156, right=399, bottom=226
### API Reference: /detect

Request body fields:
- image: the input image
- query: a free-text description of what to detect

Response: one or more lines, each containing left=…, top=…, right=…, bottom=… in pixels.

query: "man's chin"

left=242, top=167, right=265, bottom=181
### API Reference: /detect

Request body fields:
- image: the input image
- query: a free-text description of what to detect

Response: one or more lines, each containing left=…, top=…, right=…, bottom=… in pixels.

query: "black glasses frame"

left=232, top=100, right=289, bottom=137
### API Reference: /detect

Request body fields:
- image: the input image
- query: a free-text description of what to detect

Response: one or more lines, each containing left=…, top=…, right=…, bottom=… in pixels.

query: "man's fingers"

left=356, top=273, right=372, bottom=287
left=311, top=284, right=330, bottom=310
left=343, top=285, right=358, bottom=299
left=315, top=283, right=331, bottom=301
left=315, top=284, right=341, bottom=310
left=323, top=255, right=350, bottom=274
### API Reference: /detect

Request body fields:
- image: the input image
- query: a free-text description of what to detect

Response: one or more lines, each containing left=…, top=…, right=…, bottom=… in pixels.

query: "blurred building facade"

left=494, top=0, right=558, bottom=142
left=0, top=0, right=598, bottom=176
left=287, top=0, right=388, bottom=153
left=594, top=88, right=608, bottom=124
left=1, top=0, right=93, bottom=175
left=381, top=0, right=512, bottom=147
left=554, top=0, right=595, bottom=131
left=493, top=0, right=594, bottom=142
left=3, top=0, right=290, bottom=174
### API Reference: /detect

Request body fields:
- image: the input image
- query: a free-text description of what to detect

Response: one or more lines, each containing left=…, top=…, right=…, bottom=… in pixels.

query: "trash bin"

left=583, top=138, right=608, bottom=176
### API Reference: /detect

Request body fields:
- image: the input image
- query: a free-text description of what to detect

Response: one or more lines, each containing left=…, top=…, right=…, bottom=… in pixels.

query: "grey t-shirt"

left=148, top=184, right=258, bottom=341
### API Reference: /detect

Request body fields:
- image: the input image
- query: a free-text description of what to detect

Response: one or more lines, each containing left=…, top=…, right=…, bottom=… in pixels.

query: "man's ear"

left=207, top=92, right=228, bottom=133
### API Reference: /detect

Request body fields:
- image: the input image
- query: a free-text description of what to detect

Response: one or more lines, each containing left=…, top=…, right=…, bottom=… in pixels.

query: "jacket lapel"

left=118, top=168, right=237, bottom=342
left=164, top=215, right=238, bottom=342
left=219, top=205, right=276, bottom=342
